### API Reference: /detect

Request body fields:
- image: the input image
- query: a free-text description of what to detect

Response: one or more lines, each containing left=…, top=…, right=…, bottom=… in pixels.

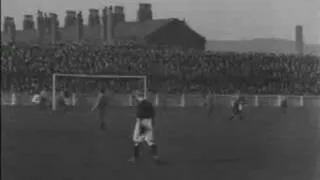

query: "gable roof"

left=114, top=18, right=177, bottom=39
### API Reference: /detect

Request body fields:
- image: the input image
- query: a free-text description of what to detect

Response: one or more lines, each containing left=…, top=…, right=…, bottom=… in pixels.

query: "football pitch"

left=2, top=106, right=320, bottom=180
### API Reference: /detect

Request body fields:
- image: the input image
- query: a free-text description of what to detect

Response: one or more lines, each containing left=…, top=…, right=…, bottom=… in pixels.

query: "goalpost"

left=52, top=73, right=148, bottom=110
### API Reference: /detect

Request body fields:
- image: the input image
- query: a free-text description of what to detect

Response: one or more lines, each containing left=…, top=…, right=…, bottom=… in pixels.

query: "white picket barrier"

left=1, top=91, right=320, bottom=108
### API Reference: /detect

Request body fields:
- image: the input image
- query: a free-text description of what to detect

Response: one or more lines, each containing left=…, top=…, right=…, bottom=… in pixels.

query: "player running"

left=281, top=96, right=288, bottom=114
left=91, top=87, right=109, bottom=130
left=58, top=88, right=73, bottom=112
left=129, top=90, right=160, bottom=164
left=229, top=93, right=245, bottom=120
left=204, top=91, right=215, bottom=118
left=39, top=85, right=49, bottom=110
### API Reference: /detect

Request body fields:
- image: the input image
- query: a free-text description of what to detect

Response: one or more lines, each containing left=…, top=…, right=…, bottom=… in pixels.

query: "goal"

left=52, top=73, right=148, bottom=110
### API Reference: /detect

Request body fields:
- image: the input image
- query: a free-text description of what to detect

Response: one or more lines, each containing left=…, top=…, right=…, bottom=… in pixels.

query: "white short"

left=132, top=118, right=154, bottom=146
left=32, top=94, right=41, bottom=104
left=64, top=98, right=72, bottom=106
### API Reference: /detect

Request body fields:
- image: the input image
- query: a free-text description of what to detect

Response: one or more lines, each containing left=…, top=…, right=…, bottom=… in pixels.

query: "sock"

left=133, top=143, right=140, bottom=158
left=150, top=144, right=158, bottom=158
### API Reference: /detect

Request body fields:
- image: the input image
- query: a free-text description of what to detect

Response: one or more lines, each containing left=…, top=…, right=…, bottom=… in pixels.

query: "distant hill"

left=206, top=38, right=320, bottom=55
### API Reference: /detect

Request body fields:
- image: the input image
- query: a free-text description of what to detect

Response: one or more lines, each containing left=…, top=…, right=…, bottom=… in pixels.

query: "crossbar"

left=52, top=73, right=147, bottom=110
left=53, top=73, right=146, bottom=79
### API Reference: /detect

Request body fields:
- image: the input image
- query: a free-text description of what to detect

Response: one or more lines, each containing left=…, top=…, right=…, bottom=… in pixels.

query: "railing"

left=2, top=92, right=320, bottom=108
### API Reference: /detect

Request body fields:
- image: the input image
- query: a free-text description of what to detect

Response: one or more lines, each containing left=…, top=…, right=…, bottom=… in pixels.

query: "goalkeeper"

left=91, top=87, right=109, bottom=130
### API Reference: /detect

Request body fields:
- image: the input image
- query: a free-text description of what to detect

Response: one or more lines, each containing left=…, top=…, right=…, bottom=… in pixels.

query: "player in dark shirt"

left=229, top=95, right=245, bottom=120
left=39, top=86, right=49, bottom=110
left=91, top=87, right=109, bottom=130
left=58, top=88, right=72, bottom=112
left=129, top=90, right=160, bottom=164
left=204, top=91, right=215, bottom=118
left=281, top=96, right=288, bottom=114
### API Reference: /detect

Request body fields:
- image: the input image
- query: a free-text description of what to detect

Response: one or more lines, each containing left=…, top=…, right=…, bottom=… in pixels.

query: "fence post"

left=277, top=95, right=282, bottom=107
left=230, top=95, right=236, bottom=107
left=72, top=93, right=77, bottom=106
left=180, top=93, right=185, bottom=107
left=11, top=92, right=17, bottom=106
left=254, top=95, right=259, bottom=107
left=128, top=94, right=133, bottom=107
left=155, top=93, right=159, bottom=107
left=299, top=96, right=304, bottom=107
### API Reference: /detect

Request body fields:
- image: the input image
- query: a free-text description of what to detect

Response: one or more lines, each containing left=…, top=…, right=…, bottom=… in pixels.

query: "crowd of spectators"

left=1, top=42, right=320, bottom=95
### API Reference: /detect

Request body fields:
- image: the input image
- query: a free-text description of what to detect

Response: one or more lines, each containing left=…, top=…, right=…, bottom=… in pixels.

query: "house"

left=1, top=4, right=206, bottom=50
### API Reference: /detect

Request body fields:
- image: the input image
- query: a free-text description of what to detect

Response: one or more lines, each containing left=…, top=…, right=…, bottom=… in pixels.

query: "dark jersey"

left=98, top=95, right=108, bottom=110
left=281, top=99, right=287, bottom=108
left=233, top=97, right=244, bottom=114
left=64, top=90, right=71, bottom=98
left=136, top=100, right=155, bottom=119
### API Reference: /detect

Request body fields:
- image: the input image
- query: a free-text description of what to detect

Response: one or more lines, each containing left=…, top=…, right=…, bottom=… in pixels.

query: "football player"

left=204, top=91, right=215, bottom=118
left=58, top=88, right=72, bottom=112
left=281, top=96, right=288, bottom=114
left=39, top=85, right=49, bottom=110
left=229, top=93, right=245, bottom=120
left=129, top=90, right=160, bottom=164
left=91, top=87, right=109, bottom=130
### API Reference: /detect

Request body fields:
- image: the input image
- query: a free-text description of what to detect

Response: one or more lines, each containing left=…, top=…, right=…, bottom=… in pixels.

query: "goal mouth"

left=52, top=73, right=148, bottom=110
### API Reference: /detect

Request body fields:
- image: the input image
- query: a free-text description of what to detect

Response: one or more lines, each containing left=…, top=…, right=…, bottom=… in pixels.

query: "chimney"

left=37, top=11, right=45, bottom=42
left=43, top=13, right=51, bottom=34
left=50, top=13, right=58, bottom=44
left=137, top=3, right=152, bottom=22
left=295, top=25, right=304, bottom=55
left=88, top=8, right=100, bottom=27
left=64, top=10, right=77, bottom=28
left=4, top=16, right=13, bottom=33
left=23, top=15, right=35, bottom=30
left=101, top=7, right=108, bottom=41
left=6, top=17, right=16, bottom=43
left=76, top=11, right=84, bottom=41
left=114, top=6, right=125, bottom=24
left=107, top=6, right=113, bottom=44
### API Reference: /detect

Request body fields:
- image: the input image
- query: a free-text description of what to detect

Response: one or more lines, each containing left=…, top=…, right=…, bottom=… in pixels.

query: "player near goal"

left=91, top=87, right=109, bottom=130
left=129, top=90, right=160, bottom=164
left=204, top=90, right=215, bottom=118
left=38, top=85, right=50, bottom=110
left=281, top=96, right=288, bottom=114
left=229, top=92, right=245, bottom=120
left=57, top=87, right=73, bottom=112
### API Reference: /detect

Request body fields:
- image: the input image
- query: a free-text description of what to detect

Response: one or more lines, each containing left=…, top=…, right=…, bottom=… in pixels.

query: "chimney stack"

left=65, top=10, right=77, bottom=28
left=295, top=25, right=304, bottom=55
left=101, top=7, right=108, bottom=41
left=107, top=6, right=113, bottom=44
left=137, top=3, right=152, bottom=22
left=5, top=17, right=16, bottom=43
left=50, top=13, right=58, bottom=44
left=88, top=8, right=100, bottom=27
left=43, top=13, right=52, bottom=34
left=114, top=6, right=125, bottom=24
left=23, top=15, right=35, bottom=30
left=4, top=16, right=13, bottom=33
left=76, top=11, right=84, bottom=41
left=37, top=11, right=45, bottom=42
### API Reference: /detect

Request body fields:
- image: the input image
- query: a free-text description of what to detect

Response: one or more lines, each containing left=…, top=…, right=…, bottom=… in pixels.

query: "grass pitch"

left=1, top=106, right=320, bottom=180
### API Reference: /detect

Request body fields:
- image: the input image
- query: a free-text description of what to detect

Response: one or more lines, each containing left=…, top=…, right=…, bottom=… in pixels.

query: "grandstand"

left=1, top=3, right=320, bottom=180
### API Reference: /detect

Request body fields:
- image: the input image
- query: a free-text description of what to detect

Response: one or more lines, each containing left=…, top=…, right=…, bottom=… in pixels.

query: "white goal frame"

left=52, top=73, right=147, bottom=110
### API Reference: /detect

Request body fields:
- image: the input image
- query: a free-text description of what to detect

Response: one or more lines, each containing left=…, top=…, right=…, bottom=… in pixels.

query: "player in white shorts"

left=129, top=91, right=160, bottom=164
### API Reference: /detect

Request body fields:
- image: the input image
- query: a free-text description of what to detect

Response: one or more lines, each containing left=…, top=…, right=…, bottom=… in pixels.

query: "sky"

left=1, top=0, right=320, bottom=44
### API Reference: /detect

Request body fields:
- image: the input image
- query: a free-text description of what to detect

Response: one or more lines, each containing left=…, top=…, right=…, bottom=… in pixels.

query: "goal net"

left=52, top=73, right=147, bottom=110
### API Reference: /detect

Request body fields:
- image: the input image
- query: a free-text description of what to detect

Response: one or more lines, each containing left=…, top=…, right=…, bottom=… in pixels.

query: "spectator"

left=1, top=42, right=319, bottom=94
